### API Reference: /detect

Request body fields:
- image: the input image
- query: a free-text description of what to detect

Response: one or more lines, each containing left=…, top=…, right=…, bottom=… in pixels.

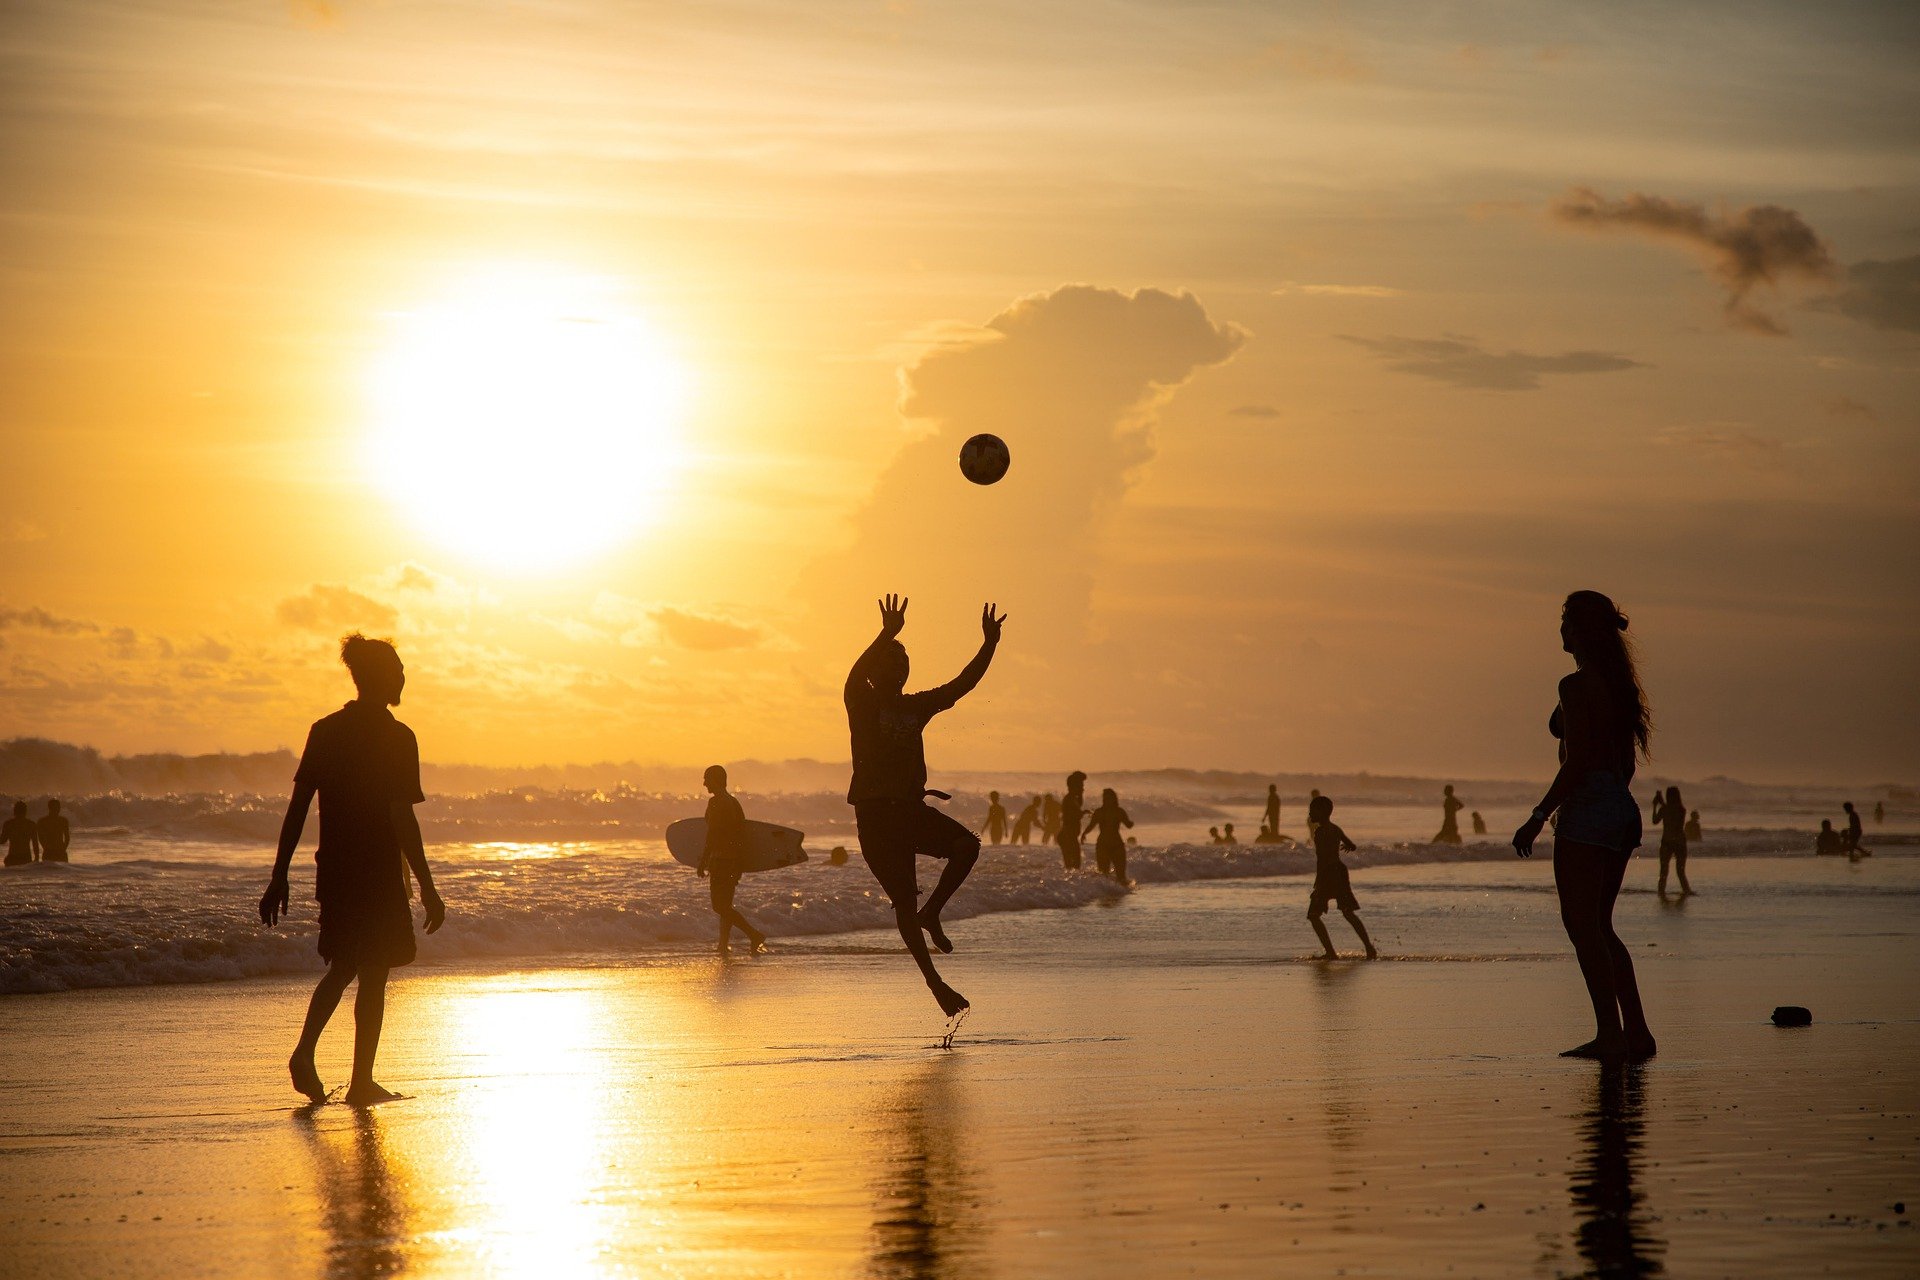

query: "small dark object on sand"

left=1771, top=1006, right=1812, bottom=1027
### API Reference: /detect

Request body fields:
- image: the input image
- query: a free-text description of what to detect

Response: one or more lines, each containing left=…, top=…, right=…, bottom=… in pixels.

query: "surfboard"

left=665, top=817, right=809, bottom=874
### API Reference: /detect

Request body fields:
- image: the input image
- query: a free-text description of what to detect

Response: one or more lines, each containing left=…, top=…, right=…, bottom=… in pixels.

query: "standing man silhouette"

left=1842, top=802, right=1869, bottom=858
left=1263, top=784, right=1281, bottom=840
left=36, top=800, right=70, bottom=863
left=260, top=635, right=446, bottom=1105
left=845, top=595, right=1004, bottom=1016
left=3, top=801, right=38, bottom=865
left=1058, top=772, right=1087, bottom=871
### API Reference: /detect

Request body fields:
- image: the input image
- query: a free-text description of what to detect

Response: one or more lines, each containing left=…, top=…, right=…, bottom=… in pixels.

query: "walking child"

left=1308, top=795, right=1376, bottom=960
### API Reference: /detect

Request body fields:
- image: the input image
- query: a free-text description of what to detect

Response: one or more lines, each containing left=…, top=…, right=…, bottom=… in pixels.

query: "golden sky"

left=2, top=0, right=1916, bottom=781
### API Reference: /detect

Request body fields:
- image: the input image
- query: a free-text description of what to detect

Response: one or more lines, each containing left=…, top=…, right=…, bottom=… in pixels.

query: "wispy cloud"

left=1341, top=334, right=1643, bottom=390
left=1273, top=282, right=1403, bottom=298
left=1825, top=255, right=1920, bottom=333
left=275, top=584, right=399, bottom=633
left=1549, top=187, right=1836, bottom=335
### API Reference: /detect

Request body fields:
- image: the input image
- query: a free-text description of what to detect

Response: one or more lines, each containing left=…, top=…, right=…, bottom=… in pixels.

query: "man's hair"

left=46, top=799, right=59, bottom=813
left=1309, top=794, right=1334, bottom=822
left=340, top=633, right=401, bottom=690
left=704, top=764, right=728, bottom=787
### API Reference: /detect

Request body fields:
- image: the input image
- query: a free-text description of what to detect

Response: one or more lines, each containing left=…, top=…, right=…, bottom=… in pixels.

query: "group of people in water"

left=1814, top=800, right=1875, bottom=859
left=246, top=587, right=1890, bottom=1102
left=2, top=799, right=69, bottom=865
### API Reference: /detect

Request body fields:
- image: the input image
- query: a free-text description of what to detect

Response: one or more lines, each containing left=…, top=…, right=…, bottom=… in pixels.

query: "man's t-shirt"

left=845, top=686, right=959, bottom=804
left=294, top=702, right=425, bottom=901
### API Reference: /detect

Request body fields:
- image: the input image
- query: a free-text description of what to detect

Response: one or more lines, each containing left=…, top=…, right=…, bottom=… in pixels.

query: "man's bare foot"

left=930, top=980, right=969, bottom=1017
left=1364, top=947, right=1379, bottom=960
left=918, top=910, right=953, bottom=954
left=1319, top=950, right=1340, bottom=961
left=1560, top=1036, right=1627, bottom=1060
left=343, top=1081, right=403, bottom=1107
left=289, top=1052, right=326, bottom=1104
left=749, top=937, right=770, bottom=954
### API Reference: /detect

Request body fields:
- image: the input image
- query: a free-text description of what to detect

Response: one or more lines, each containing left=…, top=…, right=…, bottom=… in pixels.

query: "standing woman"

left=1081, top=788, right=1134, bottom=886
left=1650, top=785, right=1691, bottom=896
left=1513, top=591, right=1656, bottom=1061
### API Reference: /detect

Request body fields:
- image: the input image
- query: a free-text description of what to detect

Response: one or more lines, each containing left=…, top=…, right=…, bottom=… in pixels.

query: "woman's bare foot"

left=289, top=1051, right=326, bottom=1104
left=918, top=910, right=953, bottom=954
left=930, top=980, right=969, bottom=1017
left=343, top=1080, right=403, bottom=1107
left=1627, top=1033, right=1658, bottom=1062
left=1560, top=1036, right=1628, bottom=1059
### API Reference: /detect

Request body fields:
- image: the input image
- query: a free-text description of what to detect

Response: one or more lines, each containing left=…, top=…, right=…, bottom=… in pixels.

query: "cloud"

left=1824, top=396, right=1877, bottom=421
left=1254, top=40, right=1370, bottom=83
left=1827, top=255, right=1920, bottom=333
left=1549, top=187, right=1836, bottom=335
left=1273, top=282, right=1403, bottom=298
left=1229, top=404, right=1281, bottom=418
left=1340, top=334, right=1643, bottom=390
left=650, top=607, right=762, bottom=652
left=275, top=584, right=399, bottom=633
left=812, top=284, right=1244, bottom=649
left=1652, top=425, right=1786, bottom=463
left=2, top=519, right=46, bottom=544
left=0, top=605, right=97, bottom=636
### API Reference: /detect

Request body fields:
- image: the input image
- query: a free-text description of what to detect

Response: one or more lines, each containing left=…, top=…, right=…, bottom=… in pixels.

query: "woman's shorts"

left=1553, top=772, right=1643, bottom=854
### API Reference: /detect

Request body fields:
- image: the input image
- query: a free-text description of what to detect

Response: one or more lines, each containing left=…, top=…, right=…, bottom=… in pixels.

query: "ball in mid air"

left=958, top=433, right=1011, bottom=485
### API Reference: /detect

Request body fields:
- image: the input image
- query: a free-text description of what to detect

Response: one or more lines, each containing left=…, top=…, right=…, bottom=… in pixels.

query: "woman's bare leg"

left=1555, top=839, right=1626, bottom=1057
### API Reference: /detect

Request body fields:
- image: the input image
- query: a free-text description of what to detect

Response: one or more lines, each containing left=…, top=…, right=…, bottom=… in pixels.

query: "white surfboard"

left=664, top=818, right=808, bottom=874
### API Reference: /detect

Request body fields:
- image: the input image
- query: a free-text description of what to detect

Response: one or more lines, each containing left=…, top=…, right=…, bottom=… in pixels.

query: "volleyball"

left=958, top=433, right=1011, bottom=485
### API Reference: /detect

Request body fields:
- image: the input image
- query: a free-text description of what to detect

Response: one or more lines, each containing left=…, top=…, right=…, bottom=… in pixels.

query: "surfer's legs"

left=710, top=869, right=762, bottom=949
left=291, top=959, right=355, bottom=1101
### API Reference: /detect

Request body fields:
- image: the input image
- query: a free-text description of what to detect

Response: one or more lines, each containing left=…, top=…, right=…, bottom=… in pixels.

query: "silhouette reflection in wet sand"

left=297, top=1108, right=417, bottom=1279
left=869, top=1056, right=981, bottom=1280
left=1569, top=1065, right=1665, bottom=1278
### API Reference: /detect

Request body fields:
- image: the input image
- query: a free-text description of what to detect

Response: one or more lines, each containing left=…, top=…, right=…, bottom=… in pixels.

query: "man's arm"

left=923, top=603, right=1006, bottom=707
left=845, top=594, right=908, bottom=699
left=260, top=780, right=316, bottom=925
left=397, top=802, right=445, bottom=933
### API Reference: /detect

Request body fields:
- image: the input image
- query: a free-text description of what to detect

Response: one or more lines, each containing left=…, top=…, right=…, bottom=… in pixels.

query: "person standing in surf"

left=4, top=801, right=39, bottom=865
left=1057, top=772, right=1087, bottom=871
left=979, top=791, right=1009, bottom=846
left=260, top=635, right=446, bottom=1105
left=1434, top=785, right=1465, bottom=844
left=1512, top=592, right=1656, bottom=1062
left=844, top=594, right=1003, bottom=1017
left=1263, top=784, right=1281, bottom=840
left=1651, top=784, right=1691, bottom=896
left=1010, top=795, right=1040, bottom=845
left=698, top=765, right=767, bottom=956
left=1081, top=787, right=1134, bottom=885
left=36, top=799, right=70, bottom=862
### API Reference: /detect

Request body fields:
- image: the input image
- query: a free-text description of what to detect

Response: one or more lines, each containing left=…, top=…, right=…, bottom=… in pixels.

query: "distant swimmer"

left=3, top=800, right=38, bottom=865
left=1221, top=823, right=1239, bottom=845
left=1263, top=784, right=1281, bottom=838
left=1471, top=810, right=1487, bottom=835
left=1255, top=823, right=1289, bottom=845
left=1512, top=591, right=1655, bottom=1063
left=1842, top=802, right=1869, bottom=859
left=1684, top=810, right=1702, bottom=841
left=1057, top=773, right=1086, bottom=871
left=1206, top=826, right=1222, bottom=844
left=1433, top=785, right=1464, bottom=844
left=845, top=594, right=1001, bottom=1017
left=980, top=791, right=1009, bottom=846
left=1081, top=788, right=1134, bottom=885
left=828, top=846, right=850, bottom=866
left=1650, top=785, right=1692, bottom=896
left=1040, top=794, right=1062, bottom=844
left=1815, top=820, right=1842, bottom=856
left=37, top=799, right=70, bottom=863
left=260, top=634, right=446, bottom=1106
left=698, top=766, right=767, bottom=956
left=1874, top=801, right=1885, bottom=825
left=1010, top=795, right=1040, bottom=845
left=1307, top=795, right=1377, bottom=960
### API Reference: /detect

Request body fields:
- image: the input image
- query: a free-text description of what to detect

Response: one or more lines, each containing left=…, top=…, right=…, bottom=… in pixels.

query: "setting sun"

left=364, top=266, right=691, bottom=571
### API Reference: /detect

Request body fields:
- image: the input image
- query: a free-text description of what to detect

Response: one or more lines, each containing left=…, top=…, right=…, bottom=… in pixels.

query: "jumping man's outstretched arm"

left=924, top=603, right=1006, bottom=705
left=845, top=593, right=909, bottom=699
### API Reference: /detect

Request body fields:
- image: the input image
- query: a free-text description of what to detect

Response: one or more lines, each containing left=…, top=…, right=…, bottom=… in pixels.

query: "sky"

left=1, top=0, right=1916, bottom=783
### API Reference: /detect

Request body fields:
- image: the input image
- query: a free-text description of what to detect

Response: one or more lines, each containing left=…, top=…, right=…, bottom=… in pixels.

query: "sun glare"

left=365, top=266, right=691, bottom=571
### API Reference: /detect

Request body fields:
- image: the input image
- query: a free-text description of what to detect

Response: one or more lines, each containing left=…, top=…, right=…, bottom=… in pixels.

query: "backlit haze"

left=2, top=0, right=1916, bottom=783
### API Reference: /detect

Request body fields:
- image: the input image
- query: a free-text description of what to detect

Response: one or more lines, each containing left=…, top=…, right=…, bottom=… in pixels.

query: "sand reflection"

left=869, top=1055, right=982, bottom=1279
left=1570, top=1065, right=1665, bottom=1277
left=297, top=1109, right=418, bottom=1280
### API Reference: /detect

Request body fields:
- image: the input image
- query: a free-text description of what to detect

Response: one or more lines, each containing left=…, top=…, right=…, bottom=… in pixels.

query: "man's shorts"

left=1308, top=869, right=1359, bottom=916
left=854, top=800, right=977, bottom=903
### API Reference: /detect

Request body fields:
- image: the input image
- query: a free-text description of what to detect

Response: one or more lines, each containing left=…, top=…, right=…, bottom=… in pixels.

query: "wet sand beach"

left=2, top=856, right=1915, bottom=1277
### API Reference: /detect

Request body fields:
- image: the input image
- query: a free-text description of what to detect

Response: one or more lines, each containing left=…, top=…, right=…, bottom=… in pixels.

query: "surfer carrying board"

left=845, top=594, right=1005, bottom=1016
left=698, top=765, right=768, bottom=955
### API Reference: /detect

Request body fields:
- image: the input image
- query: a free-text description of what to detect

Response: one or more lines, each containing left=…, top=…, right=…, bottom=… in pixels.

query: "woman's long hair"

left=1563, top=591, right=1651, bottom=759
